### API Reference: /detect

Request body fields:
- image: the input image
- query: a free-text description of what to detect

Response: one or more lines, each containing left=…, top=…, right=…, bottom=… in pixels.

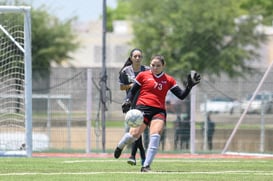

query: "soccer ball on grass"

left=125, top=109, right=143, bottom=128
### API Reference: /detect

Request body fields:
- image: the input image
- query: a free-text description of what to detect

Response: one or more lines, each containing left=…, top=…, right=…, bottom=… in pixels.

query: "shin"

left=143, top=134, right=160, bottom=167
left=117, top=132, right=137, bottom=149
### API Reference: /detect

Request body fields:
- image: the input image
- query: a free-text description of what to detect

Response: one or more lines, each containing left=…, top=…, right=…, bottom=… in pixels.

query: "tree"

left=106, top=0, right=131, bottom=31
left=115, top=0, right=266, bottom=81
left=240, top=0, right=273, bottom=26
left=0, top=1, right=79, bottom=75
left=31, top=7, right=79, bottom=73
left=29, top=6, right=80, bottom=93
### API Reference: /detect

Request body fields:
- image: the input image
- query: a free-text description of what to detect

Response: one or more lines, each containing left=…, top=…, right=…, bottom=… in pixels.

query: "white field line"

left=0, top=170, right=273, bottom=176
left=225, top=152, right=273, bottom=158
left=62, top=159, right=268, bottom=163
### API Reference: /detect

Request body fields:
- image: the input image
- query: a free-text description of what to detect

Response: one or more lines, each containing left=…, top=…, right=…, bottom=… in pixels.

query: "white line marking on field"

left=1, top=170, right=273, bottom=176
left=62, top=159, right=268, bottom=164
left=225, top=152, right=273, bottom=158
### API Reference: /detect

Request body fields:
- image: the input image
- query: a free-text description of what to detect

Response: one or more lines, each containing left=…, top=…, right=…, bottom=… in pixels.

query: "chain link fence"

left=32, top=67, right=273, bottom=154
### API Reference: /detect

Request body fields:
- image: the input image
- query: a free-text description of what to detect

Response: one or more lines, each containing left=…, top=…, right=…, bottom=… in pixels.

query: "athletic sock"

left=117, top=132, right=137, bottom=150
left=143, top=134, right=160, bottom=167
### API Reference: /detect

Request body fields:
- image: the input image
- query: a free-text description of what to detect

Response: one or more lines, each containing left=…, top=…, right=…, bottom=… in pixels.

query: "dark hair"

left=151, top=55, right=165, bottom=65
left=119, top=48, right=143, bottom=73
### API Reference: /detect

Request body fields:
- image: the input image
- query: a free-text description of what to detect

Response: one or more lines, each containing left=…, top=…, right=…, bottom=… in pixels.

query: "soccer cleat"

left=114, top=147, right=122, bottom=159
left=127, top=156, right=136, bottom=165
left=141, top=165, right=151, bottom=172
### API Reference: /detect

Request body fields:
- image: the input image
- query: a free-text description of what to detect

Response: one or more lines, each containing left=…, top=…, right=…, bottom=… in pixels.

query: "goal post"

left=0, top=6, right=32, bottom=157
left=222, top=60, right=273, bottom=155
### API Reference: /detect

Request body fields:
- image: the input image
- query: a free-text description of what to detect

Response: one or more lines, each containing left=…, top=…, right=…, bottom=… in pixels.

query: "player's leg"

left=141, top=119, right=164, bottom=172
left=143, top=127, right=149, bottom=150
left=174, top=132, right=178, bottom=150
left=160, top=129, right=166, bottom=151
left=180, top=135, right=183, bottom=150
left=208, top=136, right=213, bottom=150
left=128, top=135, right=146, bottom=165
left=114, top=132, right=136, bottom=159
left=114, top=124, right=146, bottom=159
left=127, top=140, right=138, bottom=165
left=137, top=135, right=146, bottom=165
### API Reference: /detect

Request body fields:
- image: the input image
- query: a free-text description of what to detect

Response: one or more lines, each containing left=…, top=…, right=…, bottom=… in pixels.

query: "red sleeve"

left=135, top=71, right=146, bottom=86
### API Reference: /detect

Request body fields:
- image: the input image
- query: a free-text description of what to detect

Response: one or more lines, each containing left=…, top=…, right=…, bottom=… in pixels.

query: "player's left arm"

left=170, top=85, right=191, bottom=100
left=170, top=72, right=201, bottom=100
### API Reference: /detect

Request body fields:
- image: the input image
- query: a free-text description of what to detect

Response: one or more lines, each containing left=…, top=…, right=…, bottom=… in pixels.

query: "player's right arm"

left=119, top=70, right=130, bottom=90
left=126, top=83, right=141, bottom=102
left=120, top=83, right=134, bottom=91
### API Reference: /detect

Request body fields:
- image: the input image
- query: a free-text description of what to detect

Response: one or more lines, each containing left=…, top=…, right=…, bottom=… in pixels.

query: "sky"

left=30, top=0, right=117, bottom=22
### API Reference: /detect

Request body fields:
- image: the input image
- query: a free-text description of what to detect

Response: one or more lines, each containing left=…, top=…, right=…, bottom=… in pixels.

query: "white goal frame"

left=222, top=60, right=273, bottom=155
left=0, top=6, right=32, bottom=157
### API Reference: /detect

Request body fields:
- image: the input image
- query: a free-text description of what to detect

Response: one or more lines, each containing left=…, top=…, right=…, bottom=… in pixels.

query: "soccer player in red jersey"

left=114, top=55, right=200, bottom=172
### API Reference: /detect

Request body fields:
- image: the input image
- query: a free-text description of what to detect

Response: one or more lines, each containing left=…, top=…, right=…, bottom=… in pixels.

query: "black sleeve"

left=126, top=83, right=141, bottom=101
left=119, top=71, right=129, bottom=84
left=170, top=85, right=191, bottom=100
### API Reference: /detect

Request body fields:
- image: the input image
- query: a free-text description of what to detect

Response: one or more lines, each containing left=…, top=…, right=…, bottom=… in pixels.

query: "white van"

left=240, top=91, right=273, bottom=114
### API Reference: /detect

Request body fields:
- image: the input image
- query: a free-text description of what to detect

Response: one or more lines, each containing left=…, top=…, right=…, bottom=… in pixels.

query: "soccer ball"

left=125, top=109, right=143, bottom=128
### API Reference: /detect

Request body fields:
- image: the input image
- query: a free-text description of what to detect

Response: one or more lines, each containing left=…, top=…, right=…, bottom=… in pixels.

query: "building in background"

left=53, top=20, right=133, bottom=68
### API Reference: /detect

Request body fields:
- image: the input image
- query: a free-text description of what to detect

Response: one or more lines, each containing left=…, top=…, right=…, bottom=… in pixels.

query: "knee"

left=129, top=131, right=139, bottom=139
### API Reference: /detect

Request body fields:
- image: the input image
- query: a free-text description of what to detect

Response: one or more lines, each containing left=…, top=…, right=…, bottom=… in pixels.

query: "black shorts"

left=135, top=105, right=166, bottom=126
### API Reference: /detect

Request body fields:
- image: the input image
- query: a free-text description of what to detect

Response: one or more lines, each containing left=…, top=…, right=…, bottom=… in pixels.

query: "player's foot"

left=114, top=147, right=122, bottom=159
left=127, top=156, right=136, bottom=165
left=141, top=165, right=151, bottom=172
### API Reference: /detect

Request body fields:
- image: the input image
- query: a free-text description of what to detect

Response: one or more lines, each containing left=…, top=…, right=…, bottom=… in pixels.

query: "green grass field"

left=0, top=156, right=273, bottom=181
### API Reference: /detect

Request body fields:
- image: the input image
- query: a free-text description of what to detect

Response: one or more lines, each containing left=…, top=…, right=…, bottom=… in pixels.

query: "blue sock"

left=143, top=134, right=160, bottom=167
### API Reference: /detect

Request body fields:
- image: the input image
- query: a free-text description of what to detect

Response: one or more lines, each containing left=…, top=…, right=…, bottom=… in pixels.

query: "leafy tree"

left=31, top=7, right=79, bottom=73
left=106, top=0, right=131, bottom=31
left=112, top=0, right=266, bottom=80
left=0, top=1, right=79, bottom=75
left=240, top=0, right=273, bottom=25
left=29, top=6, right=80, bottom=93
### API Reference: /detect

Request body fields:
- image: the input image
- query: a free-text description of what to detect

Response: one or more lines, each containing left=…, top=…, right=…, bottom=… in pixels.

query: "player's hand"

left=122, top=99, right=131, bottom=113
left=187, top=71, right=201, bottom=88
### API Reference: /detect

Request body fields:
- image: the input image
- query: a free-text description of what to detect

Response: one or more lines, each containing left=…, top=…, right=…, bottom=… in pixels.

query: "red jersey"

left=135, top=70, right=177, bottom=110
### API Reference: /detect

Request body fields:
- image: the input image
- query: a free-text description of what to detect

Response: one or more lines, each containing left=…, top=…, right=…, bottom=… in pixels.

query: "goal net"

left=0, top=6, right=32, bottom=157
